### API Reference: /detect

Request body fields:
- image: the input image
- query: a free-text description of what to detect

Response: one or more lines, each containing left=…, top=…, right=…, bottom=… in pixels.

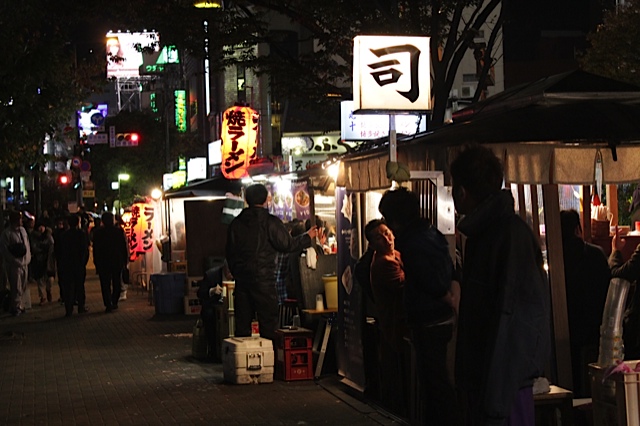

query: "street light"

left=117, top=173, right=130, bottom=214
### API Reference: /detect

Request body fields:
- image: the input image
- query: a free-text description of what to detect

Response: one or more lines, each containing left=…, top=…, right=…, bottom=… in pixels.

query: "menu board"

left=335, top=187, right=366, bottom=389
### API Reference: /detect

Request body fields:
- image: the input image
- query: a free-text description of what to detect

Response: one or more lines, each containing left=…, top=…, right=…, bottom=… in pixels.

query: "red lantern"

left=122, top=203, right=156, bottom=261
left=221, top=105, right=259, bottom=179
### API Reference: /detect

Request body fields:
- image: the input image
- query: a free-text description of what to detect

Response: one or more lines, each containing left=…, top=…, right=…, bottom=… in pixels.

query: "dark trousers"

left=62, top=268, right=86, bottom=314
left=411, top=322, right=462, bottom=426
left=234, top=280, right=279, bottom=341
left=98, top=268, right=122, bottom=309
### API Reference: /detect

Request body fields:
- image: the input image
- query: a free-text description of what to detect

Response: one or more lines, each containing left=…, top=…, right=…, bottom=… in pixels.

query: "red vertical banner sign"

left=123, top=202, right=155, bottom=261
left=221, top=105, right=259, bottom=179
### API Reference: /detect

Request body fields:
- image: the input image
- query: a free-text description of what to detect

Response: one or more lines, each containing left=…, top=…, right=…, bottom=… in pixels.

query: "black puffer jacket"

left=226, top=207, right=311, bottom=285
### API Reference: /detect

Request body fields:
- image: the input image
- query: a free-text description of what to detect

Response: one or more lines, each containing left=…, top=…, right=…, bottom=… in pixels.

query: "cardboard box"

left=222, top=336, right=274, bottom=384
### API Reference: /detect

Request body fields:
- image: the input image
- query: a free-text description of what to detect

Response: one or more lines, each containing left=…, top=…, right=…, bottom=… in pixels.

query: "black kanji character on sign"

left=367, top=44, right=421, bottom=103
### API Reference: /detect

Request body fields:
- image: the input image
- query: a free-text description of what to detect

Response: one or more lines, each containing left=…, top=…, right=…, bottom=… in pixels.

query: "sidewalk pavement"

left=0, top=269, right=401, bottom=426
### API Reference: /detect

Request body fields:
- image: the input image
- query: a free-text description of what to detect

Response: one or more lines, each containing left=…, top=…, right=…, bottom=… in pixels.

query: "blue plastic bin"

left=151, top=272, right=186, bottom=315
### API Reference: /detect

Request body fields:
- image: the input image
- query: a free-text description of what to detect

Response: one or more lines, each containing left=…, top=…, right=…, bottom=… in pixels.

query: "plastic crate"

left=151, top=273, right=186, bottom=315
left=275, top=328, right=314, bottom=381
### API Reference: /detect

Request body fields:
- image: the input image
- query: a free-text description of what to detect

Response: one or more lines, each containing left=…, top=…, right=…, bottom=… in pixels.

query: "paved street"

left=0, top=269, right=399, bottom=426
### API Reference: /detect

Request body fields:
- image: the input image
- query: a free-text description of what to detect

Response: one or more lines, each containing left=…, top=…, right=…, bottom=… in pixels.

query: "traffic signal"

left=58, top=173, right=70, bottom=185
left=115, top=133, right=140, bottom=146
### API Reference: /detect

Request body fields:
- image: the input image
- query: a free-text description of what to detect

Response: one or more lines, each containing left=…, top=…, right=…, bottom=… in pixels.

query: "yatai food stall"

left=338, top=69, right=640, bottom=422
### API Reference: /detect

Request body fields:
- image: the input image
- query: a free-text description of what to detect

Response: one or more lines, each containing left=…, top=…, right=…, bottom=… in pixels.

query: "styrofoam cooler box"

left=222, top=336, right=274, bottom=384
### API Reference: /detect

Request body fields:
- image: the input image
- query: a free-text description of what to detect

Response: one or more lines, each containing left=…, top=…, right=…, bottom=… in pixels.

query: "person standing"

left=0, top=211, right=31, bottom=316
left=226, top=184, right=317, bottom=341
left=450, top=145, right=550, bottom=425
left=58, top=215, right=90, bottom=317
left=365, top=218, right=409, bottom=416
left=609, top=226, right=640, bottom=359
left=32, top=221, right=55, bottom=305
left=52, top=215, right=69, bottom=304
left=378, top=187, right=460, bottom=426
left=92, top=212, right=128, bottom=313
left=560, top=209, right=610, bottom=397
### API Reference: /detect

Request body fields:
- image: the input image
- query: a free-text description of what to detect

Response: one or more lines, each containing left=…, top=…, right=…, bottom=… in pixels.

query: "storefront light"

left=241, top=177, right=254, bottom=185
left=151, top=188, right=163, bottom=201
left=326, top=161, right=340, bottom=181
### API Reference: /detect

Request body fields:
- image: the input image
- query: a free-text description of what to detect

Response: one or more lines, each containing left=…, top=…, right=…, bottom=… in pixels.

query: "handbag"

left=122, top=266, right=130, bottom=284
left=7, top=242, right=26, bottom=258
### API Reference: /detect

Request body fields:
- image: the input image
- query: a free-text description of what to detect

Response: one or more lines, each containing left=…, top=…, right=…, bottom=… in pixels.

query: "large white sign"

left=353, top=35, right=431, bottom=112
left=340, top=101, right=427, bottom=141
left=187, top=157, right=207, bottom=182
left=106, top=31, right=159, bottom=79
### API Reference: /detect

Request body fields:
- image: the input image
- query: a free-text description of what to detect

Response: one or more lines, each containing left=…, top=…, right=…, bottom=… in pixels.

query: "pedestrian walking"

left=58, top=215, right=90, bottom=317
left=0, top=210, right=31, bottom=316
left=52, top=215, right=69, bottom=304
left=31, top=220, right=55, bottom=305
left=92, top=212, right=128, bottom=313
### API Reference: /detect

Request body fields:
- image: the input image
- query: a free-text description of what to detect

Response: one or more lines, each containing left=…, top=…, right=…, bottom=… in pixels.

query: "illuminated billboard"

left=77, top=104, right=108, bottom=144
left=106, top=31, right=159, bottom=79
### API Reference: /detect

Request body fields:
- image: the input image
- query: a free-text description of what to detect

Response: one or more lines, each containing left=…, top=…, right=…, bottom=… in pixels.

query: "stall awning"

left=164, top=177, right=243, bottom=199
left=338, top=70, right=640, bottom=188
left=337, top=143, right=430, bottom=191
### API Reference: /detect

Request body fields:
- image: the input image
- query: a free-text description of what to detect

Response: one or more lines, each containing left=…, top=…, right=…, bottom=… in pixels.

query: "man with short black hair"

left=57, top=215, right=90, bottom=317
left=226, top=184, right=318, bottom=340
left=378, top=187, right=459, bottom=425
left=93, top=212, right=128, bottom=313
left=450, top=145, right=550, bottom=425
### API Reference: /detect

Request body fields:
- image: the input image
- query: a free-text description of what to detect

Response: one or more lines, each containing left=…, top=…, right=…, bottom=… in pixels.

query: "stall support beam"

left=583, top=185, right=592, bottom=242
left=542, top=184, right=573, bottom=389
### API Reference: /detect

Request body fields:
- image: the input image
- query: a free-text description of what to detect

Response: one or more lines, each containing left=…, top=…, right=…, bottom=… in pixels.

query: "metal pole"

left=389, top=113, right=397, bottom=162
left=118, top=176, right=121, bottom=214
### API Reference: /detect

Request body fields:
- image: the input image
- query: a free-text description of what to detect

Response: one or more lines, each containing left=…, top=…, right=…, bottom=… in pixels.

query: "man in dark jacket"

left=378, top=187, right=460, bottom=426
left=560, top=209, right=610, bottom=397
left=450, top=145, right=550, bottom=425
left=93, top=212, right=129, bottom=313
left=610, top=226, right=640, bottom=358
left=58, top=215, right=90, bottom=317
left=226, top=184, right=317, bottom=341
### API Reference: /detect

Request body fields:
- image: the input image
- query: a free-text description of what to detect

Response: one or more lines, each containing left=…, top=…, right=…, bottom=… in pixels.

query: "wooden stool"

left=534, top=385, right=574, bottom=426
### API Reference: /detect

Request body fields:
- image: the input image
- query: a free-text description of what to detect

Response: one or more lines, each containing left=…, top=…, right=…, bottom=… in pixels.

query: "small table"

left=534, top=385, right=574, bottom=426
left=302, top=308, right=338, bottom=377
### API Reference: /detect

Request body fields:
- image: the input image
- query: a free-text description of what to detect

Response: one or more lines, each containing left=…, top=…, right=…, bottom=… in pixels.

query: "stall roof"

left=164, top=177, right=243, bottom=199
left=338, top=70, right=640, bottom=188
left=419, top=69, right=640, bottom=146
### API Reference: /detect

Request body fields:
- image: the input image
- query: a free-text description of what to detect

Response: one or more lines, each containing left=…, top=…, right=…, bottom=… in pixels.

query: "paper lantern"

left=123, top=203, right=156, bottom=261
left=221, top=105, right=259, bottom=179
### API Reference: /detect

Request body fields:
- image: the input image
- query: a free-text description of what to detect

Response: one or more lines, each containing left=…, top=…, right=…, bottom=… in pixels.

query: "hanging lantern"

left=122, top=202, right=156, bottom=261
left=221, top=105, right=259, bottom=179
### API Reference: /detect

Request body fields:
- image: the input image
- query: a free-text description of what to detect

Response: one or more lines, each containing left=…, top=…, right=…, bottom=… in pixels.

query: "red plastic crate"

left=277, top=348, right=313, bottom=381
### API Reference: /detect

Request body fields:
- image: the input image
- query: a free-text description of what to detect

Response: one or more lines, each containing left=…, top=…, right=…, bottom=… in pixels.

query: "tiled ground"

left=0, top=269, right=398, bottom=426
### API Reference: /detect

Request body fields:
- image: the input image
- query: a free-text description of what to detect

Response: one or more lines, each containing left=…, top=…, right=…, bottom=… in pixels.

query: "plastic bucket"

left=322, top=275, right=338, bottom=309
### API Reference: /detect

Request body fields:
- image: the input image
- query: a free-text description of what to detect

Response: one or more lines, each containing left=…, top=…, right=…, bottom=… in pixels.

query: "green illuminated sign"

left=174, top=90, right=187, bottom=133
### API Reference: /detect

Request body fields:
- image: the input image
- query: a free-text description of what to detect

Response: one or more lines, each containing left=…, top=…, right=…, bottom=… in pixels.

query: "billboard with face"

left=106, top=31, right=159, bottom=79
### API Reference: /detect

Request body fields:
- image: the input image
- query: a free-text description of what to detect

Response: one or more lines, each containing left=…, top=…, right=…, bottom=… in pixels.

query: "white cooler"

left=222, top=336, right=274, bottom=384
